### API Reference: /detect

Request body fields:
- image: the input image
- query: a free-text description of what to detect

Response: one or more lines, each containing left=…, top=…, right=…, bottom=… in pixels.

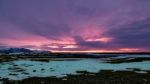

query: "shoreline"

left=1, top=70, right=150, bottom=84
left=1, top=54, right=150, bottom=84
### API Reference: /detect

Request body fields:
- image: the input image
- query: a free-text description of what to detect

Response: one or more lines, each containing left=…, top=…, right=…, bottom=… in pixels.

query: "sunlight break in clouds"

left=0, top=0, right=150, bottom=52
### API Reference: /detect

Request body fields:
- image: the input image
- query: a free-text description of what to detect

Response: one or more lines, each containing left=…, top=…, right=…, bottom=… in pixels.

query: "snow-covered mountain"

left=0, top=48, right=50, bottom=55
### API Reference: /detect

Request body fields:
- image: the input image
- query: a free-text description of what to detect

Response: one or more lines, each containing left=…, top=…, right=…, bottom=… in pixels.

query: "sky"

left=0, top=0, right=150, bottom=52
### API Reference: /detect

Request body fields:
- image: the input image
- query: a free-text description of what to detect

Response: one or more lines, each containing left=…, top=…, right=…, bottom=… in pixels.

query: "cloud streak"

left=0, top=0, right=150, bottom=52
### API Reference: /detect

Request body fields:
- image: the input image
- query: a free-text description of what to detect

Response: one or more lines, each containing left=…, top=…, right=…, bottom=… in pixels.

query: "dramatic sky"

left=0, top=0, right=150, bottom=52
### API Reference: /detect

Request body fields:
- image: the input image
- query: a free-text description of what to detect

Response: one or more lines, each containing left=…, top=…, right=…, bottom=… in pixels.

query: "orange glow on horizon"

left=50, top=48, right=144, bottom=53
left=119, top=48, right=141, bottom=52
left=51, top=50, right=118, bottom=53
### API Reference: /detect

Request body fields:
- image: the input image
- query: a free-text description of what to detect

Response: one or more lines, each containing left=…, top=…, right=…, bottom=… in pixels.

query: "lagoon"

left=0, top=58, right=150, bottom=80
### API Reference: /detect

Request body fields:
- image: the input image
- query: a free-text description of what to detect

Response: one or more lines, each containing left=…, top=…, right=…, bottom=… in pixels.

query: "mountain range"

left=0, top=48, right=50, bottom=55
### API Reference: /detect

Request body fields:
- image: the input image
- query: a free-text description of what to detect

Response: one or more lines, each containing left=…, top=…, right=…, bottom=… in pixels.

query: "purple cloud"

left=0, top=0, right=150, bottom=52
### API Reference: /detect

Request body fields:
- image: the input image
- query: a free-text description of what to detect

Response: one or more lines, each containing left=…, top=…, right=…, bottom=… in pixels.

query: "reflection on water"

left=0, top=59, right=150, bottom=80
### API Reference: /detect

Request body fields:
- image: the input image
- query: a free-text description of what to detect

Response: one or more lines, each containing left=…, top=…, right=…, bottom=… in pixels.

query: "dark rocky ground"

left=106, top=57, right=150, bottom=63
left=1, top=54, right=150, bottom=84
left=1, top=70, right=150, bottom=84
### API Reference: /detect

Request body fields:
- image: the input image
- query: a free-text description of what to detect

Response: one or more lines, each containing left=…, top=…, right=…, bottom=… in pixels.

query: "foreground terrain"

left=2, top=70, right=150, bottom=84
left=1, top=53, right=150, bottom=84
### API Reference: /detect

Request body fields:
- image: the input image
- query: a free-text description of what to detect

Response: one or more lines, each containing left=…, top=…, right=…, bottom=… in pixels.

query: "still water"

left=0, top=59, right=150, bottom=80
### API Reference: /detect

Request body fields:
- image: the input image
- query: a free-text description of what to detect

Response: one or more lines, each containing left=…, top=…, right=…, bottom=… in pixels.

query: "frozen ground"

left=0, top=57, right=150, bottom=80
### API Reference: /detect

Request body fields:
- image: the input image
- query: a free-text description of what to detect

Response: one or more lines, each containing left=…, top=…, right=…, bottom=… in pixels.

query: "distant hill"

left=0, top=48, right=50, bottom=55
